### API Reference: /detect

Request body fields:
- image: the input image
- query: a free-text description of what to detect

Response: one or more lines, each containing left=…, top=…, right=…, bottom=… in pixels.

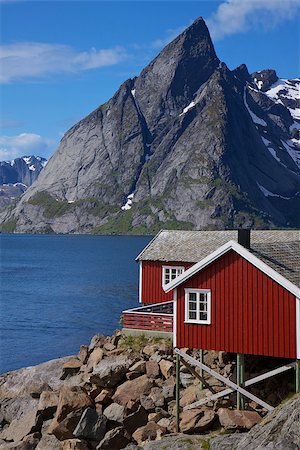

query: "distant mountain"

left=1, top=18, right=299, bottom=234
left=0, top=156, right=47, bottom=209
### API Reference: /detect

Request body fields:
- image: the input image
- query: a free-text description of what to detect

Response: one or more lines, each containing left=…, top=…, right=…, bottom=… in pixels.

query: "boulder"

left=37, top=391, right=59, bottom=420
left=148, top=410, right=169, bottom=424
left=53, top=386, right=94, bottom=424
left=73, top=408, right=107, bottom=441
left=129, top=361, right=146, bottom=375
left=162, top=378, right=176, bottom=401
left=146, top=362, right=160, bottom=379
left=89, top=334, right=106, bottom=352
left=1, top=410, right=43, bottom=443
left=180, top=408, right=216, bottom=433
left=103, top=342, right=116, bottom=352
left=132, top=422, right=166, bottom=445
left=113, top=375, right=153, bottom=406
left=86, top=348, right=104, bottom=373
left=180, top=372, right=194, bottom=388
left=140, top=395, right=155, bottom=411
left=217, top=408, right=262, bottom=430
left=159, top=360, right=174, bottom=379
left=60, top=439, right=90, bottom=450
left=103, top=403, right=126, bottom=423
left=123, top=406, right=148, bottom=435
left=149, top=387, right=165, bottom=408
left=0, top=432, right=40, bottom=449
left=94, top=389, right=113, bottom=406
left=60, top=359, right=82, bottom=380
left=143, top=345, right=158, bottom=357
left=91, top=356, right=133, bottom=388
left=77, top=346, right=89, bottom=364
left=96, top=426, right=130, bottom=449
left=30, top=383, right=52, bottom=398
left=49, top=410, right=82, bottom=440
left=35, top=433, right=61, bottom=450
left=179, top=385, right=198, bottom=408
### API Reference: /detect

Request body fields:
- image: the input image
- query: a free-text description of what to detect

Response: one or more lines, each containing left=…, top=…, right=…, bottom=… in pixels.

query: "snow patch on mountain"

left=265, top=79, right=300, bottom=121
left=121, top=193, right=134, bottom=211
left=281, top=140, right=300, bottom=169
left=244, top=88, right=267, bottom=126
left=257, top=183, right=290, bottom=200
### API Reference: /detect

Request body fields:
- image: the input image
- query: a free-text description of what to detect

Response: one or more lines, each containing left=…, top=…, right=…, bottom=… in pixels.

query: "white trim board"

left=163, top=240, right=300, bottom=298
left=139, top=261, right=142, bottom=303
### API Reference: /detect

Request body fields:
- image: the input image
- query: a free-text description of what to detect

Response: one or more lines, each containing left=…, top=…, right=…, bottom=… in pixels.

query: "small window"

left=185, top=289, right=211, bottom=324
left=162, top=266, right=185, bottom=287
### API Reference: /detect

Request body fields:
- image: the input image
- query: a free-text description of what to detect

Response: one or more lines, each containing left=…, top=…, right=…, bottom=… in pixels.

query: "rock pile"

left=0, top=332, right=294, bottom=449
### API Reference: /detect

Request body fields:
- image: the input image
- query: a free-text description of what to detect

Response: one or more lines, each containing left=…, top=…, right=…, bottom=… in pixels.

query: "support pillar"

left=199, top=349, right=204, bottom=390
left=176, top=352, right=180, bottom=432
left=237, top=353, right=245, bottom=410
left=296, top=360, right=300, bottom=394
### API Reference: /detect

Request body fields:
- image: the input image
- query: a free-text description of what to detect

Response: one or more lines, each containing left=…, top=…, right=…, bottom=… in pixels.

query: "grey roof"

left=137, top=230, right=300, bottom=287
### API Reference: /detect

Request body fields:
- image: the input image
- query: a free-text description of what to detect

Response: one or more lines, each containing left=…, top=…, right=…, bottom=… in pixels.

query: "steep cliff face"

left=2, top=18, right=299, bottom=234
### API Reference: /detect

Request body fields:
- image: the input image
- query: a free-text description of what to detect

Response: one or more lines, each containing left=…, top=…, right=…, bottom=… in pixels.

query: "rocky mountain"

left=0, top=156, right=47, bottom=210
left=1, top=18, right=299, bottom=234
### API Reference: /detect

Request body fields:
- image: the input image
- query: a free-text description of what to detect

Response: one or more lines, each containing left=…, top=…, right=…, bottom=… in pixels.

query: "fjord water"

left=0, top=234, right=152, bottom=374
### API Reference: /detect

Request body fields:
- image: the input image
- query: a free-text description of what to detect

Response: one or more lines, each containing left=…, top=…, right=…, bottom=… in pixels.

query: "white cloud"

left=0, top=42, right=127, bottom=83
left=207, top=0, right=300, bottom=41
left=0, top=133, right=53, bottom=160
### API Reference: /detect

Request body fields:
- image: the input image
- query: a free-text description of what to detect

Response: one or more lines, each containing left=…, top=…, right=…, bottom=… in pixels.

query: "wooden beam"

left=182, top=358, right=296, bottom=411
left=175, top=349, right=274, bottom=411
left=176, top=352, right=180, bottom=432
left=237, top=354, right=245, bottom=410
left=180, top=357, right=215, bottom=393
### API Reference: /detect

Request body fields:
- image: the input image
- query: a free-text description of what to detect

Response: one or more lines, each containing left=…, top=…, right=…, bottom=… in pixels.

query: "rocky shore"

left=0, top=332, right=299, bottom=450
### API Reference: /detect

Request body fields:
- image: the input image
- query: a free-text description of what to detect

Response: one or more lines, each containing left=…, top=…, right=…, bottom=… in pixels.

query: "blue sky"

left=1, top=0, right=299, bottom=160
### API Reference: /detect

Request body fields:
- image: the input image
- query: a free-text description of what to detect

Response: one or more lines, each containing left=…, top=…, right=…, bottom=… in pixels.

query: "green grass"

left=0, top=219, right=17, bottom=233
left=28, top=191, right=72, bottom=218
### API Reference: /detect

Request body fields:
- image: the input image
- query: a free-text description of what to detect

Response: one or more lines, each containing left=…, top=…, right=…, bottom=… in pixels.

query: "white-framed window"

left=184, top=289, right=211, bottom=324
left=162, top=266, right=185, bottom=287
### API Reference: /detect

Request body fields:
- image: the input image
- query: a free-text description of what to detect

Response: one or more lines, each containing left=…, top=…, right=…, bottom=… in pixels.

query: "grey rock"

left=123, top=405, right=148, bottom=435
left=142, top=434, right=210, bottom=449
left=90, top=355, right=132, bottom=388
left=73, top=407, right=107, bottom=441
left=97, top=426, right=130, bottom=449
left=103, top=402, right=126, bottom=423
left=210, top=433, right=244, bottom=450
left=35, top=433, right=61, bottom=450
left=3, top=18, right=300, bottom=234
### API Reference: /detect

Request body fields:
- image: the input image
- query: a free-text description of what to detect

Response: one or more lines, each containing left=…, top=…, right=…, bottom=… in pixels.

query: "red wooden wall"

left=176, top=250, right=296, bottom=359
left=141, top=261, right=192, bottom=304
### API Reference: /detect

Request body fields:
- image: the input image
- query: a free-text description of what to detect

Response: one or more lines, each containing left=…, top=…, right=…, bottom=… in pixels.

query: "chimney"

left=238, top=229, right=251, bottom=249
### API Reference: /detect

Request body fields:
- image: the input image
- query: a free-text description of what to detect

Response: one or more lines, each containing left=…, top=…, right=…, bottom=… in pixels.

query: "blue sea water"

left=0, top=234, right=152, bottom=374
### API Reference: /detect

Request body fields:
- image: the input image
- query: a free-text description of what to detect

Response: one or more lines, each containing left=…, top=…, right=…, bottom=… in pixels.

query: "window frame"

left=184, top=288, right=211, bottom=325
left=162, top=265, right=185, bottom=288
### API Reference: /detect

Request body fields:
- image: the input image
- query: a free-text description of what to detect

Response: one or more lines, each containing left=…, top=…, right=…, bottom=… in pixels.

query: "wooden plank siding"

left=142, top=261, right=192, bottom=304
left=176, top=250, right=296, bottom=359
left=123, top=312, right=173, bottom=332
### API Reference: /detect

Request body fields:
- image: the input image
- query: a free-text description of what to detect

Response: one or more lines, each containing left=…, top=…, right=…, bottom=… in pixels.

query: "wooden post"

left=176, top=352, right=180, bottom=432
left=199, top=349, right=203, bottom=391
left=296, top=360, right=300, bottom=394
left=237, top=353, right=245, bottom=410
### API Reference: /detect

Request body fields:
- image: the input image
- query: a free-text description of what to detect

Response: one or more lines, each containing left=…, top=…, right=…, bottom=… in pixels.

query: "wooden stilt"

left=176, top=352, right=180, bottom=432
left=296, top=360, right=300, bottom=394
left=199, top=349, right=204, bottom=390
left=237, top=353, right=245, bottom=410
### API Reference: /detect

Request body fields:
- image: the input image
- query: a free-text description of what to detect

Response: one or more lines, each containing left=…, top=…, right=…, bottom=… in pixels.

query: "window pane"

left=189, top=292, right=197, bottom=302
left=199, top=293, right=206, bottom=302
left=189, top=311, right=196, bottom=320
left=189, top=301, right=197, bottom=311
left=199, top=302, right=207, bottom=311
left=178, top=269, right=183, bottom=275
left=200, top=312, right=207, bottom=321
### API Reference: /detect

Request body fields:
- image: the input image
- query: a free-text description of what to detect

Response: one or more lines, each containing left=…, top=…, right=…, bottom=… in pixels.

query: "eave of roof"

left=163, top=240, right=300, bottom=298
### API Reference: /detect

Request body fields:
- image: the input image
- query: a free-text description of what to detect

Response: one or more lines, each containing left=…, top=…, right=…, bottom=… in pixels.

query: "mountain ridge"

left=1, top=18, right=299, bottom=234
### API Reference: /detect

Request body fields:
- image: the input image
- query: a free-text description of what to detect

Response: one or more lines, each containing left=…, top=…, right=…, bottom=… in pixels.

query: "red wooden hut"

left=122, top=229, right=300, bottom=409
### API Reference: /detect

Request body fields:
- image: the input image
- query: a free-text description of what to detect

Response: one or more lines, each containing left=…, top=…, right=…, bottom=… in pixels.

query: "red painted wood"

left=123, top=312, right=173, bottom=332
left=141, top=261, right=192, bottom=304
left=176, top=250, right=296, bottom=359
